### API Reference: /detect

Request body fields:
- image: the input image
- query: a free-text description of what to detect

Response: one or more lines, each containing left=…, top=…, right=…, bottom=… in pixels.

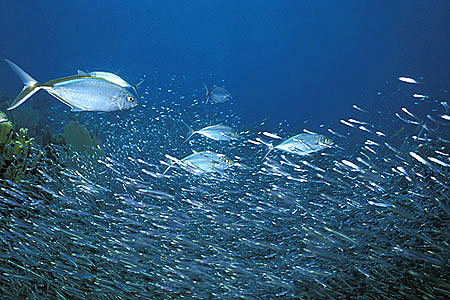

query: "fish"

left=262, top=133, right=334, bottom=160
left=4, top=59, right=138, bottom=111
left=412, top=93, right=428, bottom=99
left=398, top=76, right=418, bottom=84
left=77, top=70, right=143, bottom=99
left=204, top=84, right=232, bottom=104
left=352, top=104, right=368, bottom=113
left=182, top=121, right=239, bottom=142
left=163, top=151, right=234, bottom=175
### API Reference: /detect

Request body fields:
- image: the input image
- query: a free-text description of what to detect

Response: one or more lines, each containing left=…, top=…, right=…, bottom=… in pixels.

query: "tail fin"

left=256, top=137, right=276, bottom=161
left=181, top=120, right=196, bottom=142
left=203, top=83, right=210, bottom=103
left=162, top=163, right=174, bottom=175
left=262, top=144, right=275, bottom=161
left=162, top=154, right=180, bottom=175
left=203, top=84, right=218, bottom=104
left=4, top=59, right=42, bottom=110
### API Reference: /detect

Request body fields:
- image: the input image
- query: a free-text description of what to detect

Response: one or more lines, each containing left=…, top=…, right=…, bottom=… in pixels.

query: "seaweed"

left=0, top=112, right=36, bottom=182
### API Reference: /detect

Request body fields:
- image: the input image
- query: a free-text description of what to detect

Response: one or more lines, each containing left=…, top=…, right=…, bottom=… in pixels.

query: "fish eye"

left=127, top=96, right=135, bottom=102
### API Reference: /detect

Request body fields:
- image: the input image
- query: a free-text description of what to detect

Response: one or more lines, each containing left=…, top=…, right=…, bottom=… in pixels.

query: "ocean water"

left=0, top=1, right=449, bottom=299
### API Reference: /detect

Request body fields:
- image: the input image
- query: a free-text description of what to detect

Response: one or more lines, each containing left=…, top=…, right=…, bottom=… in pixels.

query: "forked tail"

left=204, top=83, right=217, bottom=104
left=162, top=163, right=174, bottom=175
left=261, top=143, right=275, bottom=161
left=162, top=154, right=181, bottom=174
left=4, top=59, right=42, bottom=110
left=181, top=120, right=196, bottom=142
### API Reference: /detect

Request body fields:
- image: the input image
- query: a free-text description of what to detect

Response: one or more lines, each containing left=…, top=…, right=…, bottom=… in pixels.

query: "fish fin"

left=184, top=131, right=196, bottom=142
left=181, top=120, right=195, bottom=142
left=4, top=59, right=42, bottom=110
left=46, top=90, right=79, bottom=110
left=262, top=144, right=275, bottom=161
left=162, top=165, right=172, bottom=175
left=162, top=160, right=178, bottom=175
left=5, top=59, right=38, bottom=86
left=203, top=83, right=210, bottom=103
left=77, top=70, right=88, bottom=75
left=132, top=79, right=144, bottom=99
left=135, top=79, right=145, bottom=87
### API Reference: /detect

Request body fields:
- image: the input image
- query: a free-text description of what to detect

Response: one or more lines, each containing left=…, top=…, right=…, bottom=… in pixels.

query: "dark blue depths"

left=0, top=1, right=449, bottom=299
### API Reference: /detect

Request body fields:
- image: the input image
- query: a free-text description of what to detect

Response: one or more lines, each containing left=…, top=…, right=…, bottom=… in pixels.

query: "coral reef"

left=63, top=121, right=101, bottom=155
left=9, top=105, right=41, bottom=138
left=40, top=125, right=65, bottom=147
left=0, top=112, right=36, bottom=182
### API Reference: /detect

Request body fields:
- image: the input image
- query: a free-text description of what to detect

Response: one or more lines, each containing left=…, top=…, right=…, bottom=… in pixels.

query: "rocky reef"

left=0, top=97, right=102, bottom=185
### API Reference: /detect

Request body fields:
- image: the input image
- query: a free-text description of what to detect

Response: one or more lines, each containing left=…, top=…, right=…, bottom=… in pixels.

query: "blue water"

left=1, top=1, right=449, bottom=127
left=0, top=1, right=449, bottom=299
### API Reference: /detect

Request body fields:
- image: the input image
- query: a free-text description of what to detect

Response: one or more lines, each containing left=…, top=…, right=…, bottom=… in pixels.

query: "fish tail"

left=162, top=165, right=172, bottom=175
left=162, top=160, right=178, bottom=175
left=181, top=120, right=195, bottom=142
left=4, top=59, right=42, bottom=110
left=203, top=83, right=210, bottom=103
left=262, top=144, right=274, bottom=161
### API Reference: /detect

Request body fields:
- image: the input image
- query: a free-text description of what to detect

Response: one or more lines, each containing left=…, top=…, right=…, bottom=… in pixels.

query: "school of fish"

left=0, top=61, right=449, bottom=299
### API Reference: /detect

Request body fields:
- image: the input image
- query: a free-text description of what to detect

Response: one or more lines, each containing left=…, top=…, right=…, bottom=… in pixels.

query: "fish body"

left=204, top=84, right=232, bottom=104
left=263, top=133, right=333, bottom=160
left=184, top=123, right=239, bottom=142
left=5, top=59, right=138, bottom=111
left=398, top=76, right=417, bottom=84
left=46, top=77, right=136, bottom=111
left=164, top=151, right=233, bottom=175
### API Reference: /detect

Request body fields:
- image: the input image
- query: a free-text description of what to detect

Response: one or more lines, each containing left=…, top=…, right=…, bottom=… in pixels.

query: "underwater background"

left=0, top=1, right=449, bottom=299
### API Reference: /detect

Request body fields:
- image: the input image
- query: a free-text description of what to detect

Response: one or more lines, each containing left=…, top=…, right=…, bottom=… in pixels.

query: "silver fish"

left=163, top=151, right=234, bottom=175
left=262, top=133, right=333, bottom=160
left=5, top=59, right=138, bottom=111
left=183, top=122, right=239, bottom=142
left=398, top=76, right=417, bottom=84
left=204, top=84, right=232, bottom=104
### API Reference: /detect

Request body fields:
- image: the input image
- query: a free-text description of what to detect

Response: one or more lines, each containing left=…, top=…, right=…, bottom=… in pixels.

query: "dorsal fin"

left=77, top=70, right=89, bottom=75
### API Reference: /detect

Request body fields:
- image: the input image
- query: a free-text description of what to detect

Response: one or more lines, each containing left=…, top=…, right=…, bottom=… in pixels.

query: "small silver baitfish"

left=163, top=151, right=234, bottom=175
left=183, top=121, right=239, bottom=142
left=5, top=59, right=138, bottom=112
left=204, top=84, right=232, bottom=104
left=263, top=133, right=334, bottom=160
